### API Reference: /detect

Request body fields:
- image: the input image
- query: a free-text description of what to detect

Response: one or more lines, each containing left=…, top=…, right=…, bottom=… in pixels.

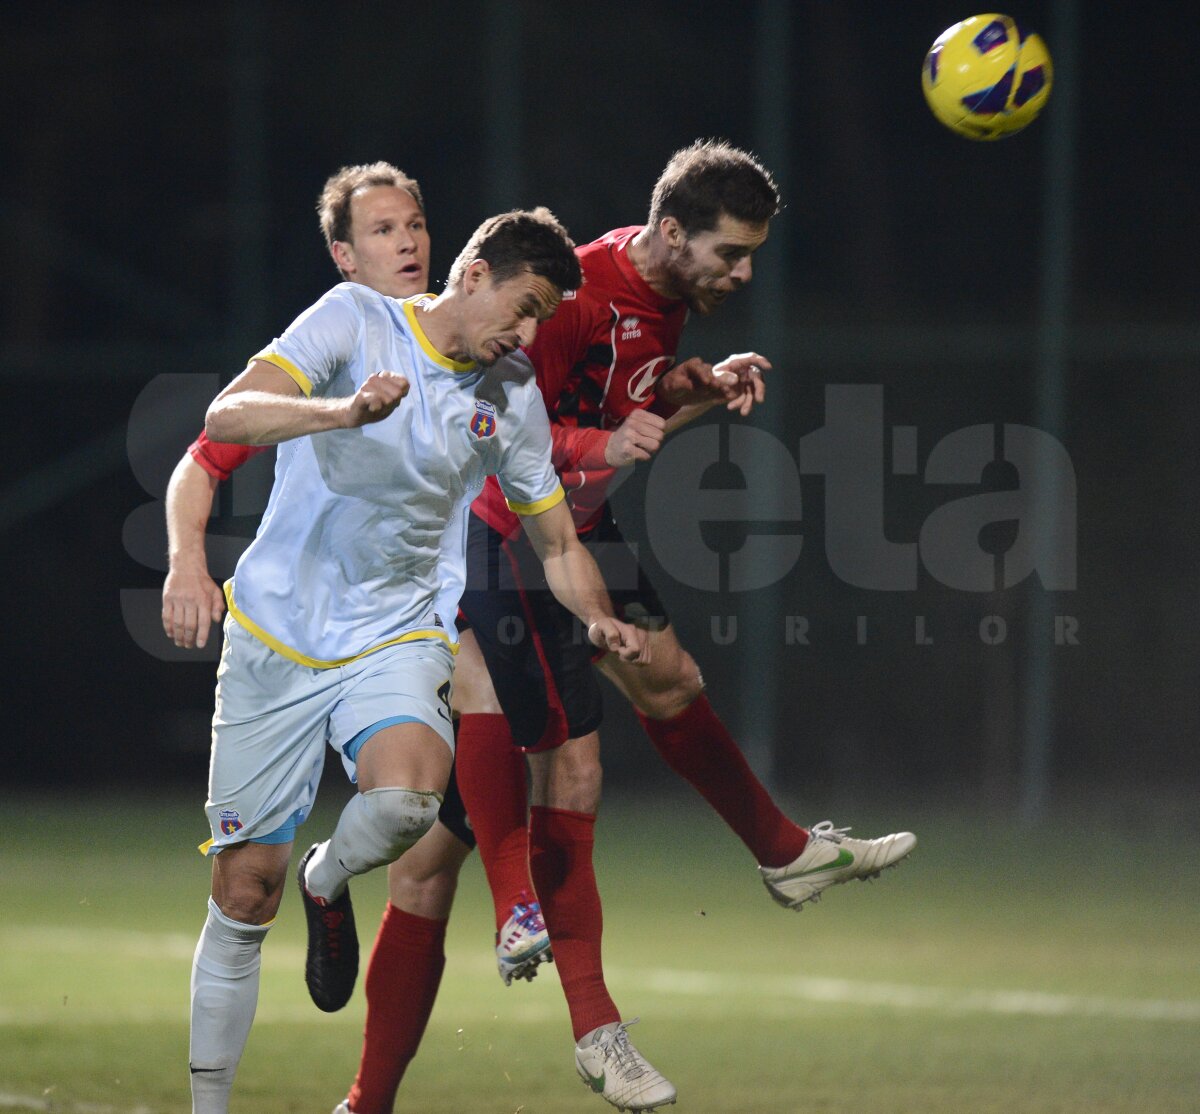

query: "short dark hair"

left=648, top=139, right=780, bottom=235
left=448, top=207, right=581, bottom=292
left=317, top=162, right=425, bottom=253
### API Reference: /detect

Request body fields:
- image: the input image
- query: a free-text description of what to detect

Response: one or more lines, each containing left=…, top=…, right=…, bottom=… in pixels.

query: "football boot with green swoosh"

left=574, top=1018, right=676, bottom=1111
left=759, top=821, right=917, bottom=910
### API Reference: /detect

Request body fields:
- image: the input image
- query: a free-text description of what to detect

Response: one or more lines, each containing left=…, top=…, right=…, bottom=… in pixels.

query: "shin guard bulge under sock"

left=528, top=806, right=619, bottom=1040
left=455, top=713, right=538, bottom=928
left=346, top=903, right=447, bottom=1114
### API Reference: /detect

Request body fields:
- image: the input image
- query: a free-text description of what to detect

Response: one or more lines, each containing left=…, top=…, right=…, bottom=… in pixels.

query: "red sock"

left=638, top=694, right=809, bottom=868
left=528, top=806, right=619, bottom=1041
left=346, top=903, right=446, bottom=1114
left=454, top=713, right=536, bottom=929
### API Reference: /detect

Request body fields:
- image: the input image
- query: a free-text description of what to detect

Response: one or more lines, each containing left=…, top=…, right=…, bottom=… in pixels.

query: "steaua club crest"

left=218, top=809, right=243, bottom=835
left=470, top=400, right=498, bottom=439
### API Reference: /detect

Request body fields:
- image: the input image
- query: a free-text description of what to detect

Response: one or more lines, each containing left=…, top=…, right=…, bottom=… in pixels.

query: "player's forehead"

left=692, top=212, right=770, bottom=253
left=496, top=268, right=562, bottom=319
left=348, top=185, right=423, bottom=231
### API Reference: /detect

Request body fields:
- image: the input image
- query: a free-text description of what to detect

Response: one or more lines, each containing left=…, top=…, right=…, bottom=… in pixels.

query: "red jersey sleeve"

left=549, top=424, right=611, bottom=472
left=188, top=429, right=267, bottom=482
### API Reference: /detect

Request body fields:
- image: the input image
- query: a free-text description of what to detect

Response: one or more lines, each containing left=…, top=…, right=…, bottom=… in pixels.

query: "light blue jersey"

left=224, top=283, right=563, bottom=667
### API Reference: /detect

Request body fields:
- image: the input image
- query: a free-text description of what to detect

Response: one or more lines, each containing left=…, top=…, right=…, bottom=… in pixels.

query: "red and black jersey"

left=188, top=429, right=268, bottom=483
left=473, top=226, right=688, bottom=537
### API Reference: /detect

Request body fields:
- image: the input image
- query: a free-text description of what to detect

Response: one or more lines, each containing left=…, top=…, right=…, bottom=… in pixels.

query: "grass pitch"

left=2, top=787, right=1198, bottom=1113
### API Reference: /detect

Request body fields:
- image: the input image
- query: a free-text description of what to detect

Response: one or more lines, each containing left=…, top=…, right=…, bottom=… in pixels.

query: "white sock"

left=189, top=898, right=272, bottom=1114
left=303, top=786, right=442, bottom=901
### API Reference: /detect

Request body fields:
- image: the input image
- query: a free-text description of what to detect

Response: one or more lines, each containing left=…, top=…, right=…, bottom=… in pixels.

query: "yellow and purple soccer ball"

left=922, top=14, right=1053, bottom=140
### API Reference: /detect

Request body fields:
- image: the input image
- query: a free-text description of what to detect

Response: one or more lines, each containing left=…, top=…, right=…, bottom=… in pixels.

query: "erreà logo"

left=470, top=399, right=498, bottom=439
left=621, top=316, right=642, bottom=340
left=626, top=356, right=673, bottom=403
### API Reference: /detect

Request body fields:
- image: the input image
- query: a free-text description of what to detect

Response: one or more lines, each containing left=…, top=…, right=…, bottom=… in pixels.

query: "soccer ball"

left=921, top=14, right=1052, bottom=140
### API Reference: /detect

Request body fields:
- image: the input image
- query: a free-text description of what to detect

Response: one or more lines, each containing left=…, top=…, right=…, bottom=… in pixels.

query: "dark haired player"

left=340, top=140, right=916, bottom=1114
left=184, top=203, right=651, bottom=1114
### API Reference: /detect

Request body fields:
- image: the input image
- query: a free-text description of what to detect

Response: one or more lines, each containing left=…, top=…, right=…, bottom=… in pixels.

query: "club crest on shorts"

left=470, top=400, right=498, bottom=439
left=218, top=809, right=243, bottom=835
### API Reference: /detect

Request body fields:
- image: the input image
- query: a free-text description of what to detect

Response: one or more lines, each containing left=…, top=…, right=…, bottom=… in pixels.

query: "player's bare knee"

left=634, top=653, right=704, bottom=720
left=211, top=845, right=287, bottom=924
left=456, top=688, right=503, bottom=715
left=548, top=748, right=602, bottom=812
left=390, top=867, right=458, bottom=916
left=451, top=672, right=503, bottom=715
left=450, top=635, right=502, bottom=714
left=213, top=874, right=281, bottom=925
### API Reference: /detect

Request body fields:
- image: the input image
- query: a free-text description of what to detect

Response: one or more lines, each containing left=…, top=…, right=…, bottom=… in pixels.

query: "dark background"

left=3, top=1, right=1197, bottom=814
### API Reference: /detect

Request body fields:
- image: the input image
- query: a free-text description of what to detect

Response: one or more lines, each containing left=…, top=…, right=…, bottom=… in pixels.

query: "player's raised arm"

left=206, top=362, right=409, bottom=445
left=519, top=498, right=650, bottom=664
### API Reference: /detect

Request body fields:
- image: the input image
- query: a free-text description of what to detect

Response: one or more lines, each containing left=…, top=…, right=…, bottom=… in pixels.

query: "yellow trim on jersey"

left=506, top=485, right=566, bottom=516
left=253, top=350, right=314, bottom=397
left=402, top=297, right=477, bottom=373
left=223, top=581, right=458, bottom=668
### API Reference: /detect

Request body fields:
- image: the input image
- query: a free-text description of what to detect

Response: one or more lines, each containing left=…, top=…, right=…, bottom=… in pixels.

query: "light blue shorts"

left=203, top=615, right=455, bottom=855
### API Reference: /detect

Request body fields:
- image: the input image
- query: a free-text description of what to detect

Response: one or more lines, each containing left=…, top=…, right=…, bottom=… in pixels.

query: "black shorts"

left=435, top=756, right=475, bottom=850
left=459, top=508, right=669, bottom=751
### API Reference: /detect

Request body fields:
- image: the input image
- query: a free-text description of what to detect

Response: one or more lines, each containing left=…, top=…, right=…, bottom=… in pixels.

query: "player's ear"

left=659, top=216, right=685, bottom=250
left=330, top=239, right=355, bottom=276
left=463, top=258, right=491, bottom=293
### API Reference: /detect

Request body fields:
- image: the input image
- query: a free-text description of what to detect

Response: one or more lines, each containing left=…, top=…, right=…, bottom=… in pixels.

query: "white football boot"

left=574, top=1019, right=677, bottom=1111
left=496, top=901, right=553, bottom=985
left=759, top=821, right=917, bottom=910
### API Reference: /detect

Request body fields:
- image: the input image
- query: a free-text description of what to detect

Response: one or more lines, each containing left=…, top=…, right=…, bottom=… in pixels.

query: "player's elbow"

left=205, top=398, right=244, bottom=445
left=206, top=393, right=260, bottom=441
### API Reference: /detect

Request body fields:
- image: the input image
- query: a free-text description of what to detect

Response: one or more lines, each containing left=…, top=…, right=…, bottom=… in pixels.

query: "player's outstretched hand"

left=656, top=354, right=770, bottom=415
left=347, top=370, right=409, bottom=427
left=586, top=618, right=651, bottom=665
left=654, top=356, right=719, bottom=406
left=712, top=352, right=770, bottom=417
left=605, top=409, right=666, bottom=467
left=162, top=562, right=226, bottom=649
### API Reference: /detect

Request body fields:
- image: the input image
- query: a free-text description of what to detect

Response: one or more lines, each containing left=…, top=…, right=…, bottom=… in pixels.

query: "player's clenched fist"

left=346, top=370, right=409, bottom=427
left=586, top=618, right=652, bottom=665
left=605, top=409, right=666, bottom=467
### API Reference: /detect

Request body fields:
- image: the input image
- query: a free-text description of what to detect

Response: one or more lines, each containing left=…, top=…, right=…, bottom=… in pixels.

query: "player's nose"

left=516, top=317, right=538, bottom=346
left=731, top=255, right=753, bottom=284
